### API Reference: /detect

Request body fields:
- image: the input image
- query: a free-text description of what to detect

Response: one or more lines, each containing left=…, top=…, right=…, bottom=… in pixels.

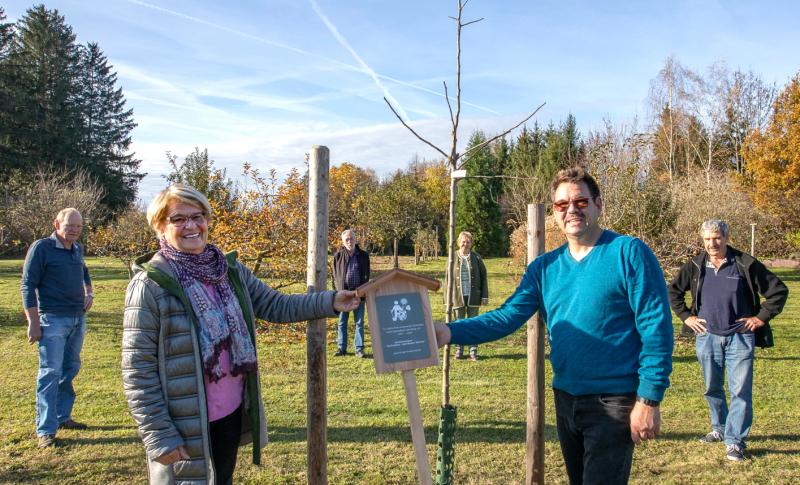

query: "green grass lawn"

left=1, top=256, right=798, bottom=484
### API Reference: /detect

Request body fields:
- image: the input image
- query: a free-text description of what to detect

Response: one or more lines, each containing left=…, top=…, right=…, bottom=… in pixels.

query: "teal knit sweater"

left=448, top=230, right=674, bottom=401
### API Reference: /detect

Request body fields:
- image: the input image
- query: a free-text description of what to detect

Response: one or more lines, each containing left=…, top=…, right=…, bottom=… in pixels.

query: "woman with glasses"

left=122, top=184, right=359, bottom=484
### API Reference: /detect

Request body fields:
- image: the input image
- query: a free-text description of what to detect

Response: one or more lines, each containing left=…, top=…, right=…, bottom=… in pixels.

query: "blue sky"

left=5, top=0, right=799, bottom=202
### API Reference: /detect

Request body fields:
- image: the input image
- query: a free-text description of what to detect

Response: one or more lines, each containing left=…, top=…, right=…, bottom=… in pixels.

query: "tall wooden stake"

left=403, top=370, right=434, bottom=485
left=526, top=204, right=546, bottom=485
left=307, top=146, right=330, bottom=485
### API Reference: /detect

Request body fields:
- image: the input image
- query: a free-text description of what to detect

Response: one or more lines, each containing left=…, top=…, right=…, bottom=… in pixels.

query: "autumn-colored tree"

left=88, top=206, right=158, bottom=277
left=210, top=164, right=308, bottom=288
left=328, top=162, right=377, bottom=250
left=744, top=74, right=800, bottom=236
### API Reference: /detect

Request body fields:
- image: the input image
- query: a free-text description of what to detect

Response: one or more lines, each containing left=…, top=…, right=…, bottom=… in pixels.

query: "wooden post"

left=403, top=370, right=433, bottom=485
left=525, top=204, right=546, bottom=485
left=750, top=223, right=756, bottom=257
left=307, top=145, right=330, bottom=485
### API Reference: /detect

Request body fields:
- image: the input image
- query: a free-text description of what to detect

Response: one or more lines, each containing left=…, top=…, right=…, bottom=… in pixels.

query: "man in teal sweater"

left=435, top=167, right=673, bottom=484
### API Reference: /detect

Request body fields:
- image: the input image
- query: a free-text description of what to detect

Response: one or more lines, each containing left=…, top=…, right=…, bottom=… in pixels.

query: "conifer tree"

left=455, top=130, right=507, bottom=256
left=0, top=6, right=141, bottom=215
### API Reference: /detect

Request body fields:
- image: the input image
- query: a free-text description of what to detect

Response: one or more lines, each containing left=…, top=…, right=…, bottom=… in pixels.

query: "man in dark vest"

left=669, top=219, right=788, bottom=461
left=333, top=229, right=370, bottom=357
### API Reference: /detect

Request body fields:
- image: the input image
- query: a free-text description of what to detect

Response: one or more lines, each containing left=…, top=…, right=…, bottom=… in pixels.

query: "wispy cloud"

left=125, top=0, right=312, bottom=56
left=124, top=0, right=499, bottom=117
left=309, top=0, right=410, bottom=122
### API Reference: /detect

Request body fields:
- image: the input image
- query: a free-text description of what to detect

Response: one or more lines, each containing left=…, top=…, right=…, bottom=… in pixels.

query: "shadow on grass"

left=749, top=433, right=800, bottom=443
left=0, top=308, right=25, bottom=326
left=269, top=421, right=558, bottom=444
left=0, top=450, right=144, bottom=484
left=670, top=355, right=700, bottom=363
left=485, top=352, right=527, bottom=361
left=63, top=435, right=141, bottom=446
left=747, top=447, right=800, bottom=457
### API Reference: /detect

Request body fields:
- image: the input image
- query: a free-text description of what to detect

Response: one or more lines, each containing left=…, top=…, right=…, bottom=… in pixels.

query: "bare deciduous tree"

left=0, top=167, right=105, bottom=254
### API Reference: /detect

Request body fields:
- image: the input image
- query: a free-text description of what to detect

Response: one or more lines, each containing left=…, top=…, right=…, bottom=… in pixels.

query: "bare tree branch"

left=464, top=175, right=541, bottom=180
left=443, top=81, right=455, bottom=127
left=383, top=96, right=449, bottom=160
left=457, top=102, right=546, bottom=168
left=462, top=18, right=484, bottom=27
left=449, top=0, right=465, bottom=169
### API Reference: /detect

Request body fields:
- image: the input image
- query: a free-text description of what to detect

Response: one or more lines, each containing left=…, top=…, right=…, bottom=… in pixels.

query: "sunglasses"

left=552, top=197, right=592, bottom=212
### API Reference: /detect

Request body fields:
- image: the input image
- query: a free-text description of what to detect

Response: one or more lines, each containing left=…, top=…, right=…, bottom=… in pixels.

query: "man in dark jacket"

left=668, top=219, right=788, bottom=462
left=333, top=229, right=370, bottom=357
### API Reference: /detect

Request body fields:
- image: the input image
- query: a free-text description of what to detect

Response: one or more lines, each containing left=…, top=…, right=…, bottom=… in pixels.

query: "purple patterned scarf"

left=159, top=237, right=257, bottom=381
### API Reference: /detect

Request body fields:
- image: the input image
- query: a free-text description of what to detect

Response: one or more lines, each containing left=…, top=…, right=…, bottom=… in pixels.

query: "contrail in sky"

left=125, top=0, right=498, bottom=117
left=309, top=0, right=410, bottom=123
left=126, top=0, right=313, bottom=56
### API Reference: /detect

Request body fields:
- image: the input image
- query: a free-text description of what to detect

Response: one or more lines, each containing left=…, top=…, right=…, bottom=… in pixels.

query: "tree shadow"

left=483, top=352, right=528, bottom=361
left=268, top=420, right=558, bottom=445
left=63, top=435, right=141, bottom=446
left=746, top=447, right=800, bottom=457
left=0, top=308, right=26, bottom=326
left=671, top=355, right=700, bottom=363
left=749, top=433, right=800, bottom=443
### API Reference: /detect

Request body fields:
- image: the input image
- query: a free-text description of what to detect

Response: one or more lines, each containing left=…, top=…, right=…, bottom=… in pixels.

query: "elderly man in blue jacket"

left=21, top=208, right=94, bottom=448
left=435, top=167, right=674, bottom=485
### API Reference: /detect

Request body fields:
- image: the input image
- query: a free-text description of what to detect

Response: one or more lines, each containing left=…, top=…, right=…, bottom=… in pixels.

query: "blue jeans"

left=337, top=300, right=365, bottom=352
left=696, top=332, right=754, bottom=448
left=36, top=313, right=85, bottom=436
left=554, top=389, right=635, bottom=485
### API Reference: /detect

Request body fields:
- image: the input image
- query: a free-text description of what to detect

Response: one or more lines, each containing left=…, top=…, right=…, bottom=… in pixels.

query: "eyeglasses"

left=552, top=197, right=592, bottom=212
left=166, top=212, right=207, bottom=227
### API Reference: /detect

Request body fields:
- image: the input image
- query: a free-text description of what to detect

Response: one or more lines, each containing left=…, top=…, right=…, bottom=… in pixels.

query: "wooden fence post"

left=526, top=203, right=546, bottom=485
left=307, top=145, right=330, bottom=485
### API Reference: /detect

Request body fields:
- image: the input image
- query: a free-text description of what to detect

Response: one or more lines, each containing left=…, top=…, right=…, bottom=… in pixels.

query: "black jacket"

left=668, top=246, right=788, bottom=348
left=333, top=245, right=370, bottom=291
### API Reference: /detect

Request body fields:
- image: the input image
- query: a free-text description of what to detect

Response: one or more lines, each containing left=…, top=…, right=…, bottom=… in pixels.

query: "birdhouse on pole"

left=356, top=268, right=441, bottom=373
left=356, top=268, right=441, bottom=485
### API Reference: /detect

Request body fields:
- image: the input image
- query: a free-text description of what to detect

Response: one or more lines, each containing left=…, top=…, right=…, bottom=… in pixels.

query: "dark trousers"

left=553, top=388, right=635, bottom=485
left=209, top=405, right=242, bottom=485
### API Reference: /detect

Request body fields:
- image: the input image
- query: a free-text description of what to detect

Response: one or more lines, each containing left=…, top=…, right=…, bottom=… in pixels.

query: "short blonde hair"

left=146, top=184, right=212, bottom=234
left=457, top=231, right=473, bottom=244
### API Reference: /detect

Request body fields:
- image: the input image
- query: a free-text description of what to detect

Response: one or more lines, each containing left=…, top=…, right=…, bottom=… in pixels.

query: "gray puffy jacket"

left=122, top=251, right=338, bottom=484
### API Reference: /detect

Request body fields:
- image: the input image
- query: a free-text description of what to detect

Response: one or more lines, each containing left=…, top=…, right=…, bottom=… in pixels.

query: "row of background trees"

left=1, top=5, right=798, bottom=285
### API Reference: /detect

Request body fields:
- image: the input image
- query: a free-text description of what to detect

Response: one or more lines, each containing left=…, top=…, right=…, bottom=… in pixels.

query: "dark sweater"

left=21, top=233, right=91, bottom=315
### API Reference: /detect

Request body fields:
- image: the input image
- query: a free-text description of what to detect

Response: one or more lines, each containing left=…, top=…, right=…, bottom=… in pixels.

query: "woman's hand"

left=155, top=445, right=189, bottom=465
left=334, top=290, right=360, bottom=313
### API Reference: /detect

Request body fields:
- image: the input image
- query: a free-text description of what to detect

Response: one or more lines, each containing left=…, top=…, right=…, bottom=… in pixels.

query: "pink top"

left=204, top=348, right=245, bottom=422
left=202, top=283, right=245, bottom=422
